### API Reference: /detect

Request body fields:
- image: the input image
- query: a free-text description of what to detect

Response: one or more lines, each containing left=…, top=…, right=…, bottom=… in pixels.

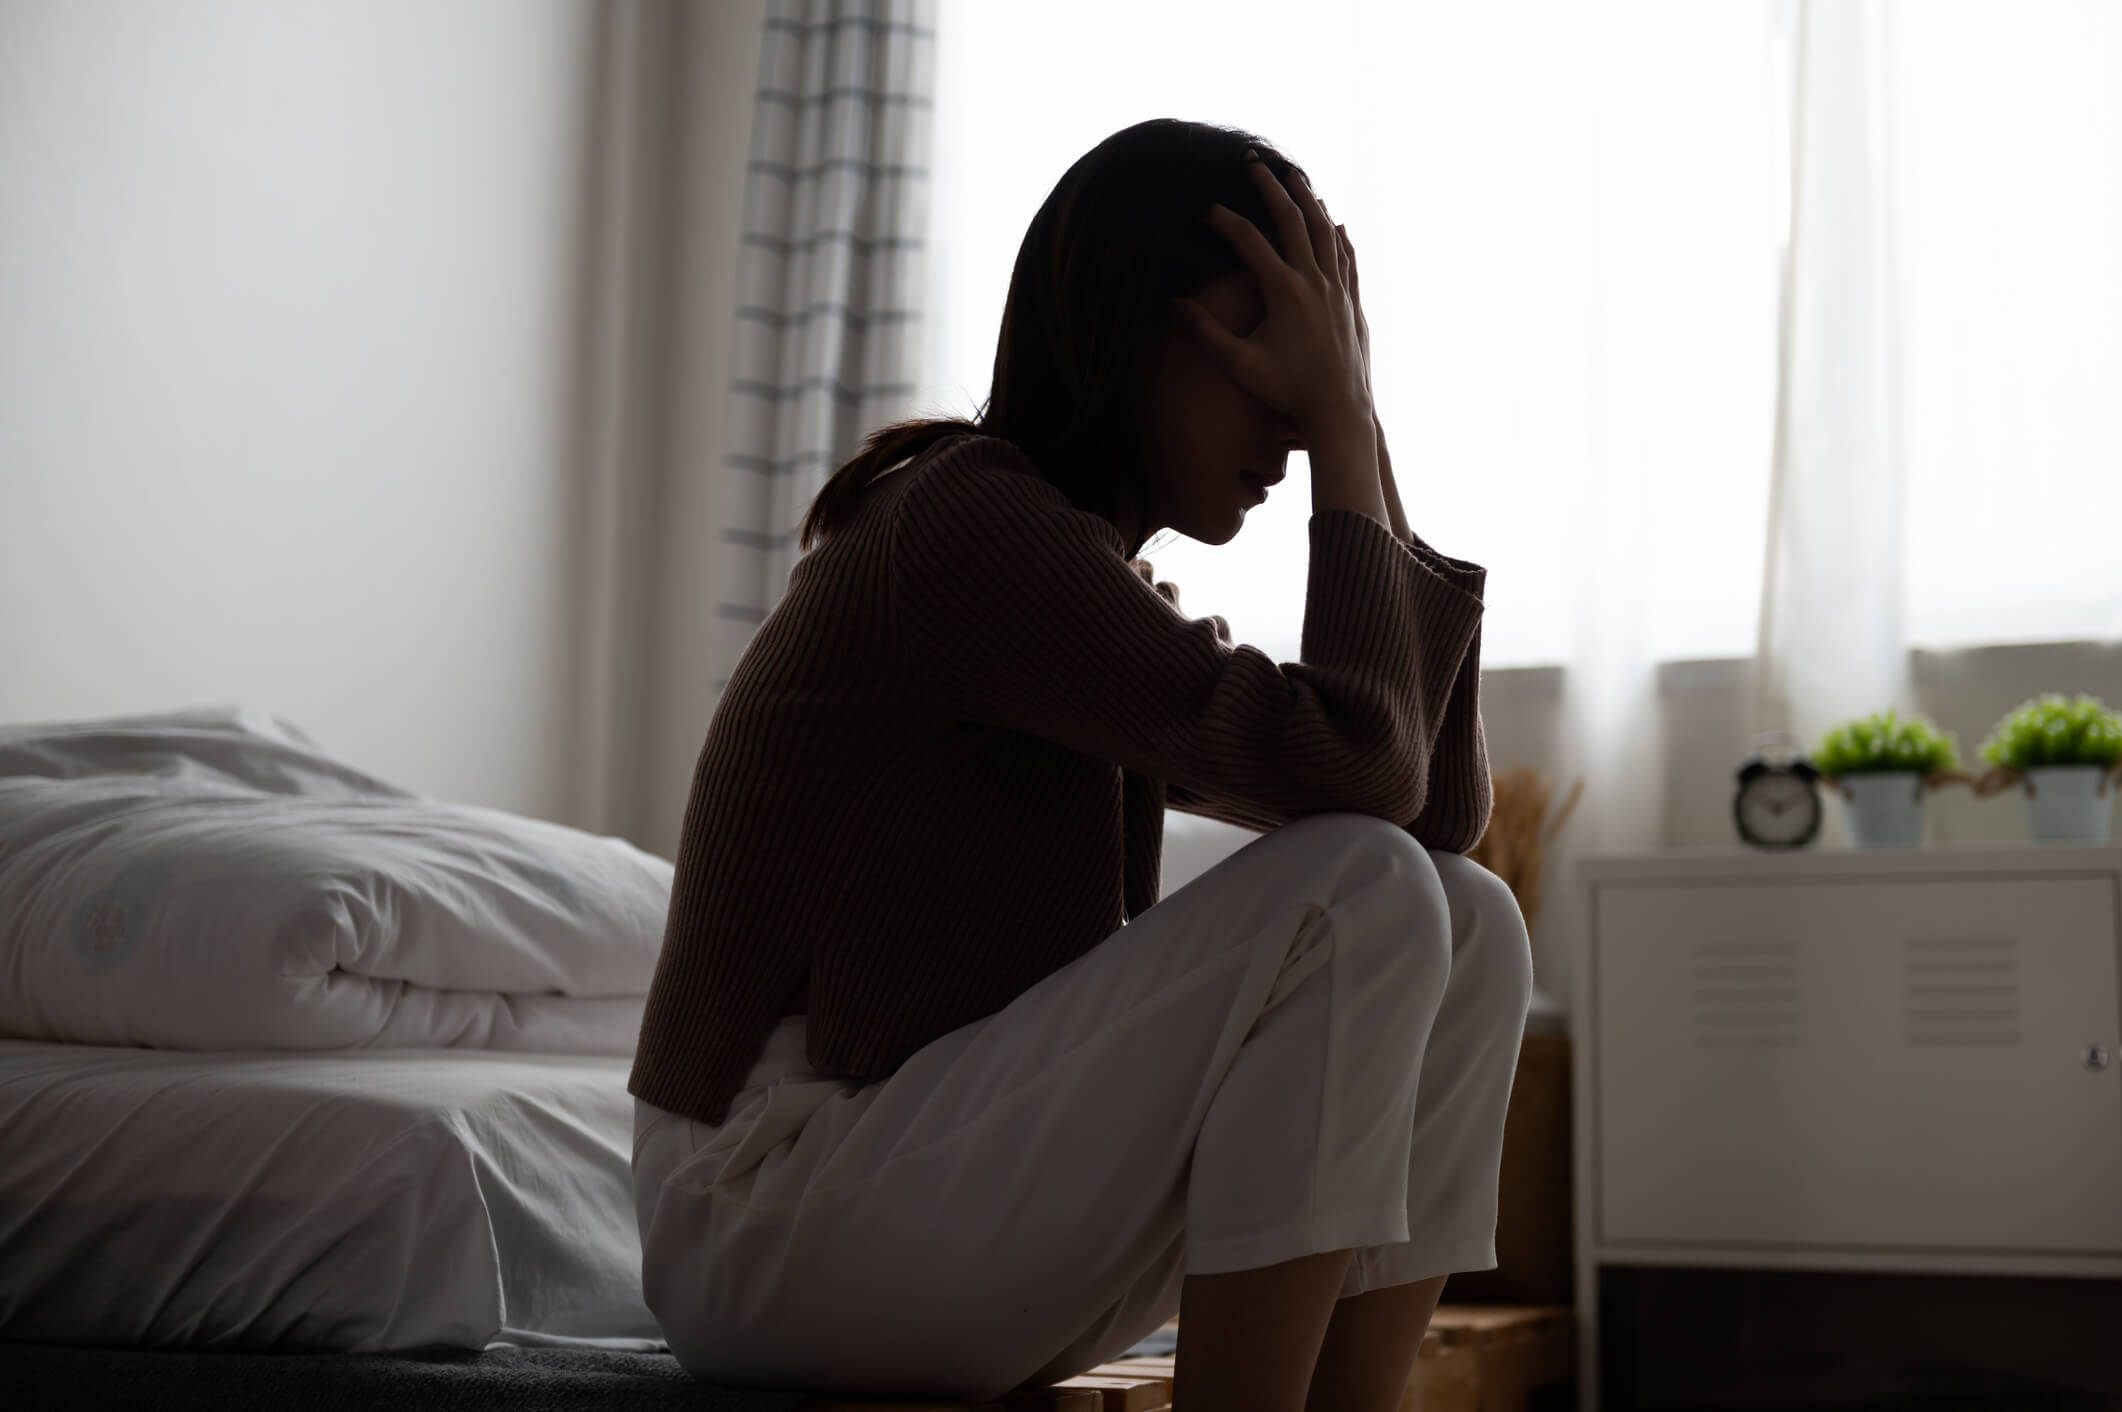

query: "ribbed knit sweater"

left=628, top=431, right=1491, bottom=1126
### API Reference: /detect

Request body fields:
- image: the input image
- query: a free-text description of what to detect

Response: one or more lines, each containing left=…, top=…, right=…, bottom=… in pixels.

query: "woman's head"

left=800, top=119, right=1312, bottom=558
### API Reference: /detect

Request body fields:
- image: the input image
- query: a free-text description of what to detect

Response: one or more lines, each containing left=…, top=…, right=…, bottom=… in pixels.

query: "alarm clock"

left=1734, top=733, right=1823, bottom=849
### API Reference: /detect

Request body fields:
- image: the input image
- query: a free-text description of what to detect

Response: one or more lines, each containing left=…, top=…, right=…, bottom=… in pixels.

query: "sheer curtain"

left=1749, top=0, right=2122, bottom=838
left=1542, top=2, right=1786, bottom=996
left=1747, top=0, right=1912, bottom=849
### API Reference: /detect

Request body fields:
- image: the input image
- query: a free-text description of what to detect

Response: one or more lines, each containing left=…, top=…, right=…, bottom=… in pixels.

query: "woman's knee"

left=1272, top=811, right=1452, bottom=958
left=1281, top=810, right=1443, bottom=885
left=1427, top=851, right=1535, bottom=1015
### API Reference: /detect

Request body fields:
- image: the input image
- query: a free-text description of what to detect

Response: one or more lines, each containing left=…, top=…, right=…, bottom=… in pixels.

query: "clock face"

left=1736, top=768, right=1821, bottom=847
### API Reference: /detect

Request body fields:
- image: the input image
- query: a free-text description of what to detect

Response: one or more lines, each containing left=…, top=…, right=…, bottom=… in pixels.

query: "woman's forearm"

left=1307, top=408, right=1390, bottom=531
left=1373, top=408, right=1413, bottom=545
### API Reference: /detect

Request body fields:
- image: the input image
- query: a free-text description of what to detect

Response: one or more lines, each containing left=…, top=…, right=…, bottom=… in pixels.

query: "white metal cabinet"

left=1569, top=843, right=2122, bottom=1410
left=1596, top=875, right=2122, bottom=1252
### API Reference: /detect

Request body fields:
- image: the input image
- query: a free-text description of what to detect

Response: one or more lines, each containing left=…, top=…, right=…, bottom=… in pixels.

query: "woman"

left=628, top=118, right=1532, bottom=1412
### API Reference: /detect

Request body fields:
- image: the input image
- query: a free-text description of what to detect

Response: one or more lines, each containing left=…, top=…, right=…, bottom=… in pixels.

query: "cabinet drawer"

left=1593, top=875, right=2122, bottom=1254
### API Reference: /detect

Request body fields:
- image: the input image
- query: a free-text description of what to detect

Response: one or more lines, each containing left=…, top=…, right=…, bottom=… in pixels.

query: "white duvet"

left=0, top=707, right=672, bottom=1055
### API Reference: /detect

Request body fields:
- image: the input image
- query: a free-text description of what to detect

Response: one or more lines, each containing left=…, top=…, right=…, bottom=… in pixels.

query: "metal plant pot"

left=1839, top=771, right=1927, bottom=848
left=2024, top=765, right=2115, bottom=843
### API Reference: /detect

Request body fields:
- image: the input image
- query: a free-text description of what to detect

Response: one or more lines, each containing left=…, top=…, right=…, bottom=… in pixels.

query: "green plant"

left=1814, top=708, right=1962, bottom=777
left=1978, top=693, right=2122, bottom=771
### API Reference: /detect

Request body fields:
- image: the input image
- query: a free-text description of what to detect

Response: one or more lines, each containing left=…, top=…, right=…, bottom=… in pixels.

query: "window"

left=1889, top=1, right=2122, bottom=647
left=915, top=0, right=2118, bottom=667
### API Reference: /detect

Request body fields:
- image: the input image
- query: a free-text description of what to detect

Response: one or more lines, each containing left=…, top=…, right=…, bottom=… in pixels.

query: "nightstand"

left=1567, top=842, right=2122, bottom=1410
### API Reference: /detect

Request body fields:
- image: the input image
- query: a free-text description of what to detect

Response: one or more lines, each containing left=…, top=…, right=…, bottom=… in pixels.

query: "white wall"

left=0, top=0, right=598, bottom=821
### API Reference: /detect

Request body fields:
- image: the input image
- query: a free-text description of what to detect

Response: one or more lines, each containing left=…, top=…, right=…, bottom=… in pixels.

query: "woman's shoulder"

left=827, top=431, right=1022, bottom=540
left=897, top=429, right=1039, bottom=486
left=887, top=431, right=1071, bottom=518
left=885, top=432, right=1127, bottom=562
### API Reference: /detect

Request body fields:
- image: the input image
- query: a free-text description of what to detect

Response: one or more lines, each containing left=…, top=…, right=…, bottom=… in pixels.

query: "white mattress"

left=0, top=1042, right=663, bottom=1353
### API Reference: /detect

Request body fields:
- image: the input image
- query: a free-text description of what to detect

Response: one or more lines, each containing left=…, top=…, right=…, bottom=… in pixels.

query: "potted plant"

left=1814, top=709, right=1966, bottom=848
left=1972, top=693, right=2122, bottom=843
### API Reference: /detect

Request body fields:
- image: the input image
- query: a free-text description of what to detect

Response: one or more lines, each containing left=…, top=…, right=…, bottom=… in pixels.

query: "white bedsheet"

left=0, top=1043, right=663, bottom=1353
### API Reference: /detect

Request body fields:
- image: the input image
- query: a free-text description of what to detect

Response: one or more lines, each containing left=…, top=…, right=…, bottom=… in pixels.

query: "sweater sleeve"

left=1394, top=527, right=1492, bottom=850
left=888, top=436, right=1486, bottom=832
left=1167, top=528, right=1494, bottom=851
left=1402, top=527, right=1488, bottom=596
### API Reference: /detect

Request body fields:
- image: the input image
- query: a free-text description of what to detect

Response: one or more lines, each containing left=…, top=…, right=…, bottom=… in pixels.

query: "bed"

left=0, top=1041, right=657, bottom=1352
left=0, top=706, right=670, bottom=1358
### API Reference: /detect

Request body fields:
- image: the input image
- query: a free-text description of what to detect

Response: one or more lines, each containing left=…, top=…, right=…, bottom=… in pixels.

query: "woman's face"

left=1125, top=268, right=1304, bottom=549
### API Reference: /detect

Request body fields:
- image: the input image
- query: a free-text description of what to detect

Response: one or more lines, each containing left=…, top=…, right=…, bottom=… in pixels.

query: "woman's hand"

left=1169, top=153, right=1373, bottom=441
left=1134, top=559, right=1231, bottom=645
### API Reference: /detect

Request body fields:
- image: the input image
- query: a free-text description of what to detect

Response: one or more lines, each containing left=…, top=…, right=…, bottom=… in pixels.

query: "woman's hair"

left=796, top=118, right=1309, bottom=556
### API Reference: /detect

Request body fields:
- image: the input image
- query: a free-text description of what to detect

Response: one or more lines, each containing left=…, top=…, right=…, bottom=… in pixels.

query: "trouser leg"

left=1029, top=840, right=1535, bottom=1389
left=1340, top=847, right=1535, bottom=1297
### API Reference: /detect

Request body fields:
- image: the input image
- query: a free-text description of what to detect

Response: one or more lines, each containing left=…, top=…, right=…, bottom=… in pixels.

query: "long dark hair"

left=796, top=118, right=1310, bottom=558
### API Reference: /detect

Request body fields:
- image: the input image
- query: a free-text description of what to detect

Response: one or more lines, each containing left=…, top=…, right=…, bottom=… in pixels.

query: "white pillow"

left=0, top=707, right=671, bottom=1054
left=0, top=704, right=416, bottom=800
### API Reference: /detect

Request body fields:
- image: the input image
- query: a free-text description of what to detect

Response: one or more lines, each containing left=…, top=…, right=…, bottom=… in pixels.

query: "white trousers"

left=631, top=811, right=1534, bottom=1403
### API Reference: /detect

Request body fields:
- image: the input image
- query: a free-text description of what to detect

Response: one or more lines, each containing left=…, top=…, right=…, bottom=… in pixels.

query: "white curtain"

left=1745, top=0, right=1912, bottom=839
left=1554, top=0, right=2122, bottom=990
left=1743, top=0, right=2122, bottom=830
left=1545, top=0, right=1912, bottom=991
left=1451, top=1, right=1787, bottom=1008
left=570, top=0, right=681, bottom=838
left=710, top=0, right=936, bottom=699
left=1545, top=0, right=1913, bottom=936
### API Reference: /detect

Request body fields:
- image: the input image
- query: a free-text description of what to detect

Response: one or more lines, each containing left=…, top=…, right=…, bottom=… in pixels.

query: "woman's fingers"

left=1131, top=557, right=1188, bottom=612
left=1204, top=201, right=1286, bottom=293
left=1284, top=164, right=1341, bottom=282
left=1338, top=223, right=1371, bottom=392
left=1245, top=155, right=1326, bottom=281
left=1190, top=154, right=1368, bottom=428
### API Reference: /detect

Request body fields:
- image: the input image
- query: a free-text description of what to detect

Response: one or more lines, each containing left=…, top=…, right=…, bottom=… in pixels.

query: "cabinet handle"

left=2087, top=1044, right=2112, bottom=1071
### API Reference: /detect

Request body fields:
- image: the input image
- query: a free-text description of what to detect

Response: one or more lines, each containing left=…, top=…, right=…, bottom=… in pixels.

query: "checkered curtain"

left=711, top=0, right=936, bottom=697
